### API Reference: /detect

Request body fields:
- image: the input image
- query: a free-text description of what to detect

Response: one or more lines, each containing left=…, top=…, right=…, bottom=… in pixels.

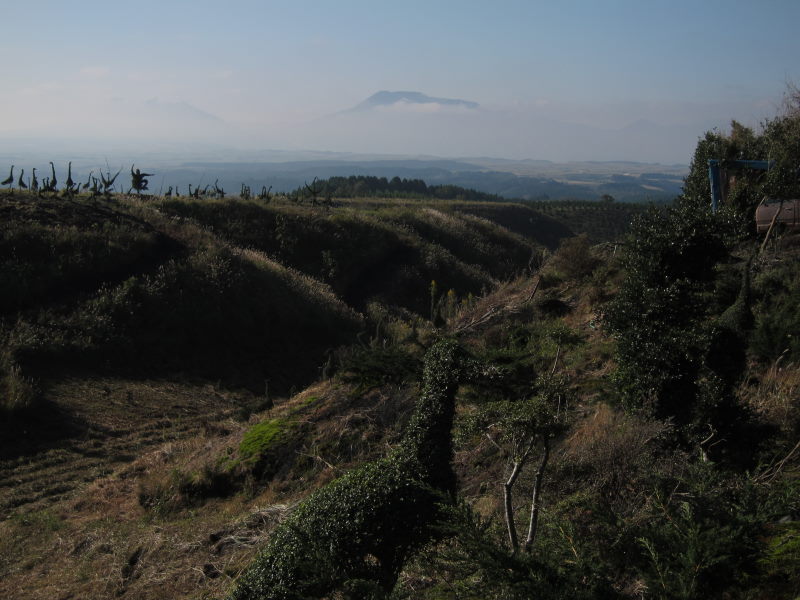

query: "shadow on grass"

left=0, top=398, right=87, bottom=461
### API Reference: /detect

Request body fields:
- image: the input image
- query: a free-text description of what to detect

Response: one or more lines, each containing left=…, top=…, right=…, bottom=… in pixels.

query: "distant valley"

left=0, top=145, right=686, bottom=202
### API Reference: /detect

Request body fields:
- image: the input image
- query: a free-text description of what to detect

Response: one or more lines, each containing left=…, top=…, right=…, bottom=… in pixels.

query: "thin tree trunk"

left=503, top=459, right=524, bottom=553
left=760, top=198, right=784, bottom=254
left=502, top=438, right=535, bottom=553
left=524, top=437, right=551, bottom=553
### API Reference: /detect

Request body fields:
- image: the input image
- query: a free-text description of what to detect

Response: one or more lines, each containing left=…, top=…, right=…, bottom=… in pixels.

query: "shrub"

left=758, top=522, right=800, bottom=595
left=0, top=362, right=38, bottom=416
left=0, top=331, right=39, bottom=418
left=228, top=340, right=466, bottom=599
left=749, top=255, right=800, bottom=363
left=750, top=293, right=800, bottom=363
left=634, top=465, right=769, bottom=599
left=138, top=463, right=236, bottom=514
left=604, top=201, right=739, bottom=424
left=337, top=346, right=421, bottom=390
left=536, top=269, right=563, bottom=290
left=550, top=234, right=598, bottom=280
left=412, top=500, right=588, bottom=600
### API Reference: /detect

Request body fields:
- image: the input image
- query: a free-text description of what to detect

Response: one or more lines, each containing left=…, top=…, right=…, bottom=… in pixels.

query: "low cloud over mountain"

left=1, top=86, right=755, bottom=165
left=344, top=91, right=480, bottom=113
left=275, top=91, right=702, bottom=164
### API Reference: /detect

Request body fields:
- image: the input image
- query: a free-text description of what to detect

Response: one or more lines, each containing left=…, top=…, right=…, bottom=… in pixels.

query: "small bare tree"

left=63, top=161, right=77, bottom=196
left=304, top=177, right=322, bottom=204
left=475, top=375, right=568, bottom=553
left=240, top=183, right=251, bottom=200
left=258, top=185, right=272, bottom=202
left=213, top=179, right=225, bottom=199
left=46, top=162, right=57, bottom=193
left=100, top=166, right=121, bottom=197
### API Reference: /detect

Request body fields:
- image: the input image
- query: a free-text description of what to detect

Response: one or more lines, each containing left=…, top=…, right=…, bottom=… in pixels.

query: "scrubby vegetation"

left=524, top=199, right=650, bottom=243
left=151, top=198, right=537, bottom=314
left=0, top=198, right=362, bottom=402
left=228, top=340, right=467, bottom=600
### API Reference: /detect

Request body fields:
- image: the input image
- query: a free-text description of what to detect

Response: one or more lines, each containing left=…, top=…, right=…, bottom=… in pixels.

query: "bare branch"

left=524, top=436, right=551, bottom=553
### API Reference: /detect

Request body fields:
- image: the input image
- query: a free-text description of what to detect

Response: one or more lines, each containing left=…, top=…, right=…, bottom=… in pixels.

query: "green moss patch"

left=237, top=418, right=298, bottom=477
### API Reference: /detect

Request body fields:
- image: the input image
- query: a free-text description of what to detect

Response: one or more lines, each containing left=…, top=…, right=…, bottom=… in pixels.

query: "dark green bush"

left=550, top=233, right=599, bottom=280
left=228, top=340, right=466, bottom=599
left=751, top=302, right=800, bottom=362
left=758, top=522, right=800, bottom=596
left=604, top=201, right=739, bottom=424
left=412, top=500, right=591, bottom=600
left=750, top=262, right=800, bottom=363
left=633, top=464, right=770, bottom=599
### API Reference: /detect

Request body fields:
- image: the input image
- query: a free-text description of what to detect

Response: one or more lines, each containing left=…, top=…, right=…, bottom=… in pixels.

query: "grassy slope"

left=0, top=193, right=363, bottom=395
left=0, top=233, right=620, bottom=599
left=1, top=190, right=557, bottom=517
left=152, top=197, right=541, bottom=314
left=0, top=197, right=173, bottom=313
left=8, top=189, right=763, bottom=599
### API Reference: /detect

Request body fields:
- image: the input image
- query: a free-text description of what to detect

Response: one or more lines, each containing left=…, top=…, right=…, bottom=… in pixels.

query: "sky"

left=1, top=0, right=798, bottom=163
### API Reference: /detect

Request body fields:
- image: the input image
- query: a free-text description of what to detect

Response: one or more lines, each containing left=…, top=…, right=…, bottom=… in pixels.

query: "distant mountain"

left=142, top=98, right=224, bottom=123
left=346, top=91, right=479, bottom=112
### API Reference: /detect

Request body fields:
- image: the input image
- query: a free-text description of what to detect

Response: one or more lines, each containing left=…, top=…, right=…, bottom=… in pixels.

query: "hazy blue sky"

left=1, top=0, right=798, bottom=162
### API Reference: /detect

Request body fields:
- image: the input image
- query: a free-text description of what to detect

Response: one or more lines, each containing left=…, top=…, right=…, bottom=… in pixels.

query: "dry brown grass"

left=0, top=487, right=268, bottom=600
left=741, top=360, right=800, bottom=436
left=0, top=378, right=246, bottom=517
left=555, top=403, right=675, bottom=512
left=0, top=376, right=253, bottom=599
left=0, top=374, right=424, bottom=599
left=452, top=275, right=540, bottom=337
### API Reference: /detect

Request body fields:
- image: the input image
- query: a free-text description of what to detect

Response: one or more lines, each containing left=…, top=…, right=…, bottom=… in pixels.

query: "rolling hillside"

left=1, top=175, right=797, bottom=599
